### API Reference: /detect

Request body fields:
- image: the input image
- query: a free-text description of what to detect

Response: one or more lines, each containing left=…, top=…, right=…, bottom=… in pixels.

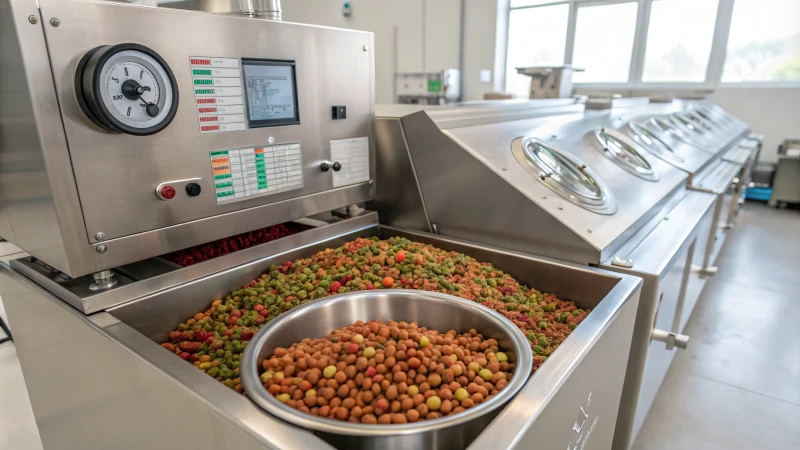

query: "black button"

left=332, top=105, right=346, bottom=120
left=320, top=162, right=330, bottom=172
left=185, top=182, right=202, bottom=197
left=333, top=161, right=342, bottom=171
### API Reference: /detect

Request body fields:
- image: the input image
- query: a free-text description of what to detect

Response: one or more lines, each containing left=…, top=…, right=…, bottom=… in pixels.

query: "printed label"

left=330, top=137, right=370, bottom=188
left=209, top=142, right=304, bottom=204
left=190, top=56, right=247, bottom=133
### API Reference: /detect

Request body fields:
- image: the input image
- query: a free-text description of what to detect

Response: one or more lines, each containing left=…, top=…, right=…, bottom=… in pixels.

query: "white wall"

left=708, top=87, right=800, bottom=164
left=282, top=0, right=461, bottom=104
left=462, top=0, right=501, bottom=101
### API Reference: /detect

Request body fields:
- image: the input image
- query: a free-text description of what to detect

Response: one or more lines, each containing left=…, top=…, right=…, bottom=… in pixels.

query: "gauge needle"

left=136, top=86, right=160, bottom=118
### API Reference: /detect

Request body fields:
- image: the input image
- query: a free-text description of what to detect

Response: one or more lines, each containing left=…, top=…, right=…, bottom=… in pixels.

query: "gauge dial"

left=76, top=43, right=179, bottom=135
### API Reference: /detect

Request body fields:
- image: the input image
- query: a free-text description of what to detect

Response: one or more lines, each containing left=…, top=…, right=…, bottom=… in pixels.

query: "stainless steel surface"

left=589, top=128, right=659, bottom=182
left=623, top=121, right=713, bottom=177
left=88, top=269, right=117, bottom=291
left=649, top=116, right=712, bottom=152
left=0, top=0, right=92, bottom=275
left=387, top=108, right=602, bottom=265
left=612, top=256, right=634, bottom=268
left=721, top=144, right=753, bottom=166
left=0, top=262, right=333, bottom=450
left=239, top=0, right=281, bottom=20
left=376, top=99, right=586, bottom=130
left=601, top=190, right=717, bottom=450
left=1, top=0, right=376, bottom=277
left=374, top=98, right=750, bottom=450
left=771, top=154, right=800, bottom=205
left=446, top=107, right=687, bottom=262
left=511, top=137, right=617, bottom=214
left=113, top=226, right=641, bottom=450
left=376, top=100, right=723, bottom=265
left=368, top=119, right=432, bottom=232
left=691, top=160, right=743, bottom=273
left=160, top=0, right=241, bottom=14
left=467, top=269, right=639, bottom=450
left=5, top=223, right=641, bottom=450
left=690, top=159, right=742, bottom=195
left=11, top=212, right=378, bottom=314
left=241, top=290, right=533, bottom=450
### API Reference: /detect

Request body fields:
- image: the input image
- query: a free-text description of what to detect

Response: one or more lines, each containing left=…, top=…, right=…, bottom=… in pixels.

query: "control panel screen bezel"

left=242, top=58, right=300, bottom=128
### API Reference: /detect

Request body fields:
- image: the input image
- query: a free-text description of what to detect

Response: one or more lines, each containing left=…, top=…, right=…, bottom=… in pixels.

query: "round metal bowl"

left=241, top=289, right=533, bottom=450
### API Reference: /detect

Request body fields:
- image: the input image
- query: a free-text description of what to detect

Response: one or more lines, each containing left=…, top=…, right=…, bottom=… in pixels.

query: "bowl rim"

left=241, top=289, right=533, bottom=436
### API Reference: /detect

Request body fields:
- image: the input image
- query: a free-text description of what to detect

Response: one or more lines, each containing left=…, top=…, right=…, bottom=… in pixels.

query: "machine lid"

left=672, top=112, right=712, bottom=135
left=649, top=116, right=711, bottom=150
left=512, top=137, right=617, bottom=214
left=688, top=111, right=717, bottom=131
left=693, top=106, right=734, bottom=128
left=590, top=128, right=660, bottom=181
left=625, top=121, right=685, bottom=164
left=669, top=113, right=717, bottom=148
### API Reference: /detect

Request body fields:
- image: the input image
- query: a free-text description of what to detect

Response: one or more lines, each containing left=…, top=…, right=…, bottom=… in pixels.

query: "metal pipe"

left=239, top=0, right=281, bottom=20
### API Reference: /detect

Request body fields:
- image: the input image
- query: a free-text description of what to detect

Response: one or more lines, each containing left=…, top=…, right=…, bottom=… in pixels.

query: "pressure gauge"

left=75, top=43, right=179, bottom=135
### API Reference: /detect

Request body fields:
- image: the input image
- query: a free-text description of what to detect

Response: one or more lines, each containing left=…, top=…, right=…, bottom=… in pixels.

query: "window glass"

left=642, top=0, right=719, bottom=82
left=572, top=2, right=639, bottom=83
left=510, top=0, right=563, bottom=7
left=722, top=0, right=800, bottom=82
left=505, top=4, right=570, bottom=97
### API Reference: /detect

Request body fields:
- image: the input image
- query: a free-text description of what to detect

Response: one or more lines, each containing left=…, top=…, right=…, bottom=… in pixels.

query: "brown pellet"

left=259, top=319, right=515, bottom=425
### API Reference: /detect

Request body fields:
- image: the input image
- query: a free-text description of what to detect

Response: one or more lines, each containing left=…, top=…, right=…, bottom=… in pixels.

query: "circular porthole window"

left=625, top=121, right=685, bottom=165
left=590, top=128, right=659, bottom=181
left=650, top=116, right=709, bottom=149
left=512, top=137, right=617, bottom=214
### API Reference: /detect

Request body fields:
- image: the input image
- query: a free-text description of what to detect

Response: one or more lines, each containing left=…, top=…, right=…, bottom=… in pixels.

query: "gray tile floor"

left=0, top=203, right=797, bottom=450
left=632, top=202, right=800, bottom=450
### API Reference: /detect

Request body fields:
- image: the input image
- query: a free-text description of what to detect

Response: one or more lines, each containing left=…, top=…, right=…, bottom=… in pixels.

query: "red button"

left=160, top=185, right=176, bottom=200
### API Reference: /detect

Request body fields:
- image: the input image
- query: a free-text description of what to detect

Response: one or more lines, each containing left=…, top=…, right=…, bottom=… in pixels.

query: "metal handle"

left=653, top=240, right=693, bottom=350
left=651, top=329, right=689, bottom=350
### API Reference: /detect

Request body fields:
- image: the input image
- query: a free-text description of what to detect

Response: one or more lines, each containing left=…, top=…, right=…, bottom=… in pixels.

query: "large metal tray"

left=1, top=224, right=641, bottom=450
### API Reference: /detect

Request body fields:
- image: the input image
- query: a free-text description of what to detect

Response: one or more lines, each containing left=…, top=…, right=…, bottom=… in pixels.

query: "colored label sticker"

left=428, top=79, right=442, bottom=93
left=191, top=57, right=246, bottom=134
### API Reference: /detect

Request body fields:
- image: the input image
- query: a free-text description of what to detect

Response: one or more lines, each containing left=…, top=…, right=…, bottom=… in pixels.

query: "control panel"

left=23, top=0, right=375, bottom=277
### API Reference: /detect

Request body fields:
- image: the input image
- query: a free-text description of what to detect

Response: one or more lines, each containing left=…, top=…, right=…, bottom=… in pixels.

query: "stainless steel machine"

left=373, top=97, right=754, bottom=449
left=1, top=1, right=642, bottom=449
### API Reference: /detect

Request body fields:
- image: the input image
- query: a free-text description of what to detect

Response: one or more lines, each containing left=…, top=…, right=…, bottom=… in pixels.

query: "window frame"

left=502, top=0, right=799, bottom=92
left=568, top=0, right=641, bottom=84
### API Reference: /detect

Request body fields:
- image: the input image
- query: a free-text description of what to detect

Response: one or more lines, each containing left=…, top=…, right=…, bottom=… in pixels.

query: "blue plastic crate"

left=744, top=187, right=772, bottom=202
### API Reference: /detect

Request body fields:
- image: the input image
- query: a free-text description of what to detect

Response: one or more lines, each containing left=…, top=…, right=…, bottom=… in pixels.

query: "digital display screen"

left=242, top=59, right=299, bottom=127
